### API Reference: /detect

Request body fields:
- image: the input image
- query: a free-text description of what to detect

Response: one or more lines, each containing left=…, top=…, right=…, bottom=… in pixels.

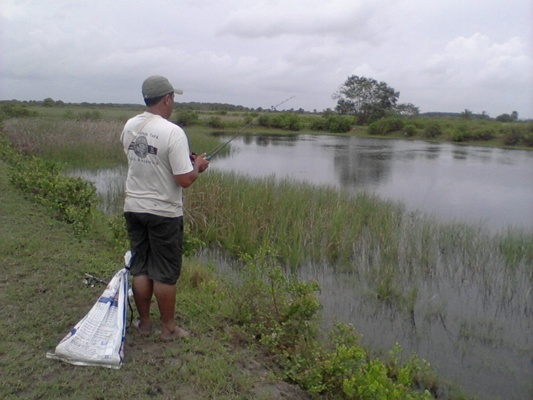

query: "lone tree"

left=333, top=75, right=400, bottom=124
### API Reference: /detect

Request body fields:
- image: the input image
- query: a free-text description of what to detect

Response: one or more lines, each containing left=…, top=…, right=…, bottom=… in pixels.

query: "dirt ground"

left=124, top=327, right=312, bottom=400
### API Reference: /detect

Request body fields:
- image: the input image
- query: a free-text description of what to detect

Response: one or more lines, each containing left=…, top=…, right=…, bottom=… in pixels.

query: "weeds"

left=220, top=248, right=439, bottom=399
left=2, top=111, right=530, bottom=398
left=5, top=146, right=97, bottom=235
left=0, top=148, right=451, bottom=398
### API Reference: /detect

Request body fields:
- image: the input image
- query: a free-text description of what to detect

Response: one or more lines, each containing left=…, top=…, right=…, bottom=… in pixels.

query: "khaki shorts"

left=124, top=212, right=184, bottom=285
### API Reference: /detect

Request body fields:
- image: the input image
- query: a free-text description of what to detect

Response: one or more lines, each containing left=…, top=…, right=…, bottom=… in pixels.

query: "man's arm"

left=174, top=153, right=209, bottom=188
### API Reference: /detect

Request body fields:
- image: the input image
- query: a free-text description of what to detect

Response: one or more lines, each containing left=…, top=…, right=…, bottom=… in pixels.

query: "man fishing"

left=120, top=75, right=209, bottom=340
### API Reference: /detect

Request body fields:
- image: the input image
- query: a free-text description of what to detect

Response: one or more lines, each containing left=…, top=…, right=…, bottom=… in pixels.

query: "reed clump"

left=3, top=118, right=126, bottom=168
left=2, top=118, right=220, bottom=169
left=187, top=171, right=532, bottom=315
left=187, top=172, right=406, bottom=268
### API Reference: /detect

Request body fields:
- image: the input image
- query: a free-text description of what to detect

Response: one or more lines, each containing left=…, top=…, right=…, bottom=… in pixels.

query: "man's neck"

left=145, top=105, right=168, bottom=118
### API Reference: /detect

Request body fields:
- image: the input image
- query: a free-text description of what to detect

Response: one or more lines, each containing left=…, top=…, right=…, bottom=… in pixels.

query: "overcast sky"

left=1, top=0, right=532, bottom=118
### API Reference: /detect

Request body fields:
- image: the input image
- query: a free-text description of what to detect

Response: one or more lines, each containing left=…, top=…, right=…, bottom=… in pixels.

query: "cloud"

left=217, top=0, right=385, bottom=42
left=412, top=33, right=532, bottom=113
left=425, top=34, right=531, bottom=86
left=0, top=0, right=531, bottom=116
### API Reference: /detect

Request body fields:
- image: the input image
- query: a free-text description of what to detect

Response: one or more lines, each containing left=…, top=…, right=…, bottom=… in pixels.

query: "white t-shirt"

left=121, top=112, right=193, bottom=217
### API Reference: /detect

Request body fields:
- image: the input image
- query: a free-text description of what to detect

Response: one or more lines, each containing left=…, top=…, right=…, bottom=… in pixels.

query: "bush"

left=324, top=115, right=353, bottom=133
left=7, top=151, right=97, bottom=234
left=1, top=103, right=38, bottom=118
left=76, top=110, right=101, bottom=121
left=368, top=117, right=404, bottom=135
left=450, top=127, right=470, bottom=142
left=174, top=110, right=199, bottom=126
left=309, top=117, right=327, bottom=131
left=229, top=247, right=321, bottom=352
left=423, top=121, right=443, bottom=138
left=403, top=123, right=417, bottom=137
left=473, top=126, right=495, bottom=141
left=206, top=115, right=225, bottom=129
left=62, top=110, right=76, bottom=120
left=523, top=133, right=533, bottom=147
left=258, top=113, right=302, bottom=131
left=501, top=126, right=523, bottom=146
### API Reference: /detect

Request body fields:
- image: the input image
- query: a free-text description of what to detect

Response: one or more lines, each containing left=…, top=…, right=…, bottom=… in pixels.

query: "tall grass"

left=186, top=173, right=403, bottom=267
left=2, top=118, right=220, bottom=169
left=4, top=116, right=530, bottom=307
left=186, top=171, right=533, bottom=311
left=2, top=114, right=530, bottom=398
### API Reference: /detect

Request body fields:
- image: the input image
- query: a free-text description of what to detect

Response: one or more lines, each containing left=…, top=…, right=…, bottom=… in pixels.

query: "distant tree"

left=511, top=111, right=518, bottom=121
left=333, top=75, right=399, bottom=124
left=42, top=97, right=55, bottom=107
left=461, top=109, right=473, bottom=119
left=496, top=113, right=514, bottom=122
left=395, top=103, right=419, bottom=117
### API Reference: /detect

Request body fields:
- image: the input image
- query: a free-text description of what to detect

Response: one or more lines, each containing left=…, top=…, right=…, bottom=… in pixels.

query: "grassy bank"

left=0, top=158, right=325, bottom=400
left=0, top=134, right=452, bottom=399
left=186, top=172, right=532, bottom=309
left=4, top=113, right=531, bottom=398
left=3, top=102, right=533, bottom=151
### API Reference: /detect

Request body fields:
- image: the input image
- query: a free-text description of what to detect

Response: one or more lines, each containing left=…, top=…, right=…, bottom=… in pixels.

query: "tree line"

left=332, top=75, right=523, bottom=123
left=1, top=75, right=526, bottom=123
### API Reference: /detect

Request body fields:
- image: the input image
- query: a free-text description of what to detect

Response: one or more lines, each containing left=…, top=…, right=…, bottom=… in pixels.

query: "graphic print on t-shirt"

left=128, top=134, right=158, bottom=158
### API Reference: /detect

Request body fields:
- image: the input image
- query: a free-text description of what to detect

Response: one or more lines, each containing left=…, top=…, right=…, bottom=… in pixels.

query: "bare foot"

left=133, top=320, right=152, bottom=336
left=161, top=326, right=191, bottom=341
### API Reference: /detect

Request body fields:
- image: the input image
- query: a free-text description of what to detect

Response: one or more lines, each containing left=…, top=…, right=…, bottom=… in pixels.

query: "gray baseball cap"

left=142, top=75, right=183, bottom=99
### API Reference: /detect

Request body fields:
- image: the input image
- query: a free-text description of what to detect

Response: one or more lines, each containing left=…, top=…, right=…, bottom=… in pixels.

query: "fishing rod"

left=67, top=264, right=136, bottom=328
left=63, top=264, right=108, bottom=287
left=83, top=273, right=108, bottom=287
left=204, top=95, right=295, bottom=161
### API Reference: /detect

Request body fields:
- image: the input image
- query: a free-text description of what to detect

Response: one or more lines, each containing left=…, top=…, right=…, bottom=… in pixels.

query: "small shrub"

left=63, top=109, right=76, bottom=120
left=174, top=110, right=199, bottom=126
left=1, top=103, right=38, bottom=118
left=257, top=114, right=273, bottom=128
left=258, top=113, right=302, bottom=131
left=473, top=126, right=496, bottom=141
left=450, top=126, right=471, bottom=142
left=403, top=123, right=417, bottom=137
left=206, top=116, right=225, bottom=129
left=309, top=117, right=327, bottom=131
left=423, top=121, right=443, bottom=138
left=276, top=113, right=302, bottom=131
left=282, top=322, right=436, bottom=399
left=8, top=154, right=97, bottom=234
left=76, top=110, right=102, bottom=121
left=229, top=247, right=321, bottom=352
left=501, top=126, right=523, bottom=146
left=324, top=115, right=353, bottom=133
left=522, top=133, right=533, bottom=147
left=368, top=117, right=404, bottom=135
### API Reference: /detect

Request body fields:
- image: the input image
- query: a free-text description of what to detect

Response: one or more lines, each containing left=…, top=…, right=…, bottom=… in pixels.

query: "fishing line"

left=205, top=95, right=295, bottom=161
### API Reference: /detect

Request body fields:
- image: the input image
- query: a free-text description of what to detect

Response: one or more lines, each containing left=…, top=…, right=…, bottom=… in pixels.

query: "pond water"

left=210, top=134, right=533, bottom=233
left=71, top=134, right=533, bottom=399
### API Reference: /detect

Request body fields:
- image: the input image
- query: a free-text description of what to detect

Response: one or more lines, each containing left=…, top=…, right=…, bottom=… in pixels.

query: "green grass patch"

left=0, top=122, right=473, bottom=398
left=4, top=109, right=526, bottom=398
left=0, top=157, right=448, bottom=399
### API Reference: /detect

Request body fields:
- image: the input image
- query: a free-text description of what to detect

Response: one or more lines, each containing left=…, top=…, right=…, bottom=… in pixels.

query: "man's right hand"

left=195, top=153, right=209, bottom=173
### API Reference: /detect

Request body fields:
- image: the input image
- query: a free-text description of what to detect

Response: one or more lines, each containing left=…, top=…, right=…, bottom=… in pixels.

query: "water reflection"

left=67, top=165, right=127, bottom=214
left=212, top=134, right=533, bottom=232
left=297, top=258, right=532, bottom=400
left=68, top=134, right=533, bottom=399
